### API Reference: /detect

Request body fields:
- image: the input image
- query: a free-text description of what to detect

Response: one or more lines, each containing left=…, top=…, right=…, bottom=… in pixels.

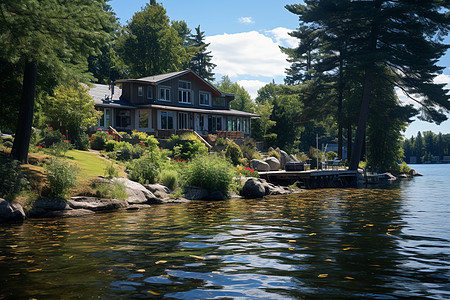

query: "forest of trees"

left=403, top=132, right=450, bottom=164
left=1, top=0, right=450, bottom=172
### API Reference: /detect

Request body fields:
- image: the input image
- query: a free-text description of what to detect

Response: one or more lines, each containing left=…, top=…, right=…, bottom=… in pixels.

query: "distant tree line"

left=403, top=132, right=450, bottom=164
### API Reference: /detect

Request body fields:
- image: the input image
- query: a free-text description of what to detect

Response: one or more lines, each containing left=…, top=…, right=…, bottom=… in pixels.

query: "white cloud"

left=206, top=30, right=291, bottom=78
left=265, top=27, right=298, bottom=48
left=238, top=17, right=254, bottom=24
left=237, top=79, right=268, bottom=100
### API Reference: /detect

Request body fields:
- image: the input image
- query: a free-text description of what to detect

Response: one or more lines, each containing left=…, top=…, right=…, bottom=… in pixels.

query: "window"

left=147, top=87, right=153, bottom=99
left=159, top=87, right=171, bottom=101
left=199, top=92, right=210, bottom=106
left=116, top=110, right=131, bottom=128
left=161, top=111, right=174, bottom=130
left=98, top=108, right=111, bottom=128
left=139, top=110, right=150, bottom=128
left=178, top=112, right=188, bottom=129
left=214, top=97, right=225, bottom=106
left=138, top=86, right=143, bottom=97
left=178, top=80, right=192, bottom=103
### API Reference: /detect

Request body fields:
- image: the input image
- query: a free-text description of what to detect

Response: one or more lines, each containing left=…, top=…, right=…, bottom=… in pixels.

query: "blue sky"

left=109, top=0, right=450, bottom=137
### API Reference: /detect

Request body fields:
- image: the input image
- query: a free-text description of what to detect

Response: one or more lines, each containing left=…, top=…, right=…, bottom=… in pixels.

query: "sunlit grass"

left=65, top=150, right=114, bottom=181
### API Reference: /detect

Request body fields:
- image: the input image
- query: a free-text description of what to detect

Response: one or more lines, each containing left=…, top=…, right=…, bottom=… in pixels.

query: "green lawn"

left=65, top=150, right=111, bottom=181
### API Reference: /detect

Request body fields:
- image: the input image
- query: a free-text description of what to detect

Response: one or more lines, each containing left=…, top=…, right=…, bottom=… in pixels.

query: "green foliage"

left=225, top=141, right=243, bottom=166
left=188, top=25, right=216, bottom=82
left=0, top=154, right=28, bottom=201
left=215, top=76, right=255, bottom=113
left=326, top=151, right=338, bottom=160
left=267, top=150, right=280, bottom=160
left=159, top=168, right=179, bottom=190
left=94, top=180, right=128, bottom=200
left=128, top=152, right=162, bottom=184
left=104, top=163, right=119, bottom=179
left=105, top=140, right=117, bottom=152
left=48, top=141, right=71, bottom=157
left=74, top=132, right=90, bottom=150
left=115, top=2, right=189, bottom=77
left=42, top=83, right=101, bottom=138
left=235, top=165, right=258, bottom=178
left=399, top=162, right=411, bottom=174
left=39, top=127, right=63, bottom=148
left=183, top=154, right=234, bottom=195
left=46, top=158, right=78, bottom=198
left=215, top=137, right=227, bottom=147
left=90, top=130, right=110, bottom=150
left=240, top=138, right=261, bottom=161
left=172, top=140, right=208, bottom=161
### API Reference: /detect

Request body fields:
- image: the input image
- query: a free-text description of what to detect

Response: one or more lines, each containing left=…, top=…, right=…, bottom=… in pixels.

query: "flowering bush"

left=39, top=127, right=63, bottom=148
left=235, top=165, right=258, bottom=178
left=89, top=130, right=110, bottom=150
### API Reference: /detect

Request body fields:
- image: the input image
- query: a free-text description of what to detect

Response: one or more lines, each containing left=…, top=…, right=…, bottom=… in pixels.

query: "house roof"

left=138, top=104, right=259, bottom=118
left=89, top=83, right=122, bottom=104
left=115, top=70, right=227, bottom=98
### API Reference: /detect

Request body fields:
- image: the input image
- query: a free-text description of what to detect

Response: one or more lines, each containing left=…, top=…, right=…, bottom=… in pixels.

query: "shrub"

left=0, top=155, right=28, bottom=201
left=183, top=154, right=233, bottom=195
left=104, top=140, right=117, bottom=152
left=172, top=140, right=208, bottom=161
left=240, top=138, right=261, bottom=161
left=39, top=127, right=63, bottom=148
left=74, top=132, right=90, bottom=150
left=104, top=163, right=119, bottom=179
left=225, top=141, right=243, bottom=166
left=48, top=140, right=71, bottom=157
left=46, top=158, right=78, bottom=198
left=399, top=161, right=411, bottom=174
left=128, top=152, right=162, bottom=184
left=144, top=135, right=159, bottom=151
left=215, top=137, right=227, bottom=146
left=326, top=151, right=338, bottom=160
left=90, top=130, right=110, bottom=150
left=268, top=150, right=280, bottom=160
left=95, top=180, right=128, bottom=199
left=159, top=168, right=179, bottom=190
left=131, top=130, right=148, bottom=142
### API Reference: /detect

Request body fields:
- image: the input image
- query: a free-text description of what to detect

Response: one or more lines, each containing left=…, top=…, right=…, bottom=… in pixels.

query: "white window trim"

left=178, top=80, right=193, bottom=104
left=199, top=91, right=211, bottom=106
left=159, top=86, right=171, bottom=102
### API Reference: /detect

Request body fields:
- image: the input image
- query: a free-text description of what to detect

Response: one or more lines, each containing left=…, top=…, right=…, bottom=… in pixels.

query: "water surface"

left=1, top=164, right=449, bottom=299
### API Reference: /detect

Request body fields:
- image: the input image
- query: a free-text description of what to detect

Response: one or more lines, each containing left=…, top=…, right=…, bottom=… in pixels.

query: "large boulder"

left=144, top=183, right=170, bottom=201
left=68, top=196, right=128, bottom=211
left=114, top=178, right=158, bottom=204
left=0, top=199, right=26, bottom=223
left=264, top=157, right=280, bottom=171
left=184, top=187, right=209, bottom=200
left=241, top=178, right=266, bottom=198
left=28, top=198, right=72, bottom=218
left=276, top=148, right=298, bottom=169
left=251, top=159, right=270, bottom=172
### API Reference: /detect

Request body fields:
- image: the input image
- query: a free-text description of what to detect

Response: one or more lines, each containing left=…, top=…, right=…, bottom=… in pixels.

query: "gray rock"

left=208, top=191, right=226, bottom=201
left=32, top=198, right=70, bottom=211
left=40, top=209, right=94, bottom=218
left=264, top=157, right=281, bottom=171
left=0, top=199, right=26, bottom=223
left=276, top=149, right=298, bottom=169
left=251, top=159, right=270, bottom=172
left=68, top=196, right=128, bottom=211
left=114, top=178, right=158, bottom=204
left=184, top=187, right=209, bottom=200
left=241, top=178, right=266, bottom=198
left=144, top=183, right=170, bottom=200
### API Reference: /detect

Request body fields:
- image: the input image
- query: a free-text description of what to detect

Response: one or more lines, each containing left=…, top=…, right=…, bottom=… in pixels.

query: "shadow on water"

left=1, top=168, right=450, bottom=299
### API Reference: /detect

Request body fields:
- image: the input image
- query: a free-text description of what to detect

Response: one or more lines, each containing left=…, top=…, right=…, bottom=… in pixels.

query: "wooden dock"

left=259, top=170, right=358, bottom=189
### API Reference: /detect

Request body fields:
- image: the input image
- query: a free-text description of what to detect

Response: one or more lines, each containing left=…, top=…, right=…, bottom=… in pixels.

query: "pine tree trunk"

left=349, top=70, right=373, bottom=170
left=337, top=54, right=344, bottom=159
left=347, top=124, right=352, bottom=162
left=11, top=61, right=37, bottom=163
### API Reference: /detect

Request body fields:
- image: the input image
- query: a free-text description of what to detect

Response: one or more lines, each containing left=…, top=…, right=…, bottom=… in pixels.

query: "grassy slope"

left=65, top=150, right=111, bottom=181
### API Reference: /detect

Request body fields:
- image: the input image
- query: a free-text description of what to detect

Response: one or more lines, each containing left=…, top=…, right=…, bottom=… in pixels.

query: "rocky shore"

left=0, top=177, right=299, bottom=223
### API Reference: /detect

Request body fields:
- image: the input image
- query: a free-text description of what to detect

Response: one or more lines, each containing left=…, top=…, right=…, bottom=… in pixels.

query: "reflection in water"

left=1, top=167, right=450, bottom=299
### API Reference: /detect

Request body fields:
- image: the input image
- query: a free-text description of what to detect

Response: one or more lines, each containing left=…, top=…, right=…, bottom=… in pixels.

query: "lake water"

left=1, top=165, right=449, bottom=299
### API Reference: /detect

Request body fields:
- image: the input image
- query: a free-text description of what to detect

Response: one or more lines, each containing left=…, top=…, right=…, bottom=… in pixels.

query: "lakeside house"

left=90, top=70, right=259, bottom=139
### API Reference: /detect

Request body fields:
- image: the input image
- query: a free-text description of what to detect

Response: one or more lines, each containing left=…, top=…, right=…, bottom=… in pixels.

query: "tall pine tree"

left=188, top=26, right=216, bottom=82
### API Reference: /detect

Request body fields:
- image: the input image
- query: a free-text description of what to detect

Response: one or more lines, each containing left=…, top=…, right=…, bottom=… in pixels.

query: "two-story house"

left=90, top=70, right=258, bottom=138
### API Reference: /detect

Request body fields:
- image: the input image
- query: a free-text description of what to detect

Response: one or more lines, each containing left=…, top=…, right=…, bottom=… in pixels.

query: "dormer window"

left=138, top=86, right=143, bottom=97
left=178, top=80, right=192, bottom=104
left=159, top=86, right=171, bottom=101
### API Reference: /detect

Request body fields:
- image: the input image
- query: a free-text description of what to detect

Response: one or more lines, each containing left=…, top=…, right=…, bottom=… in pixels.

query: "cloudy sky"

left=109, top=0, right=450, bottom=136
